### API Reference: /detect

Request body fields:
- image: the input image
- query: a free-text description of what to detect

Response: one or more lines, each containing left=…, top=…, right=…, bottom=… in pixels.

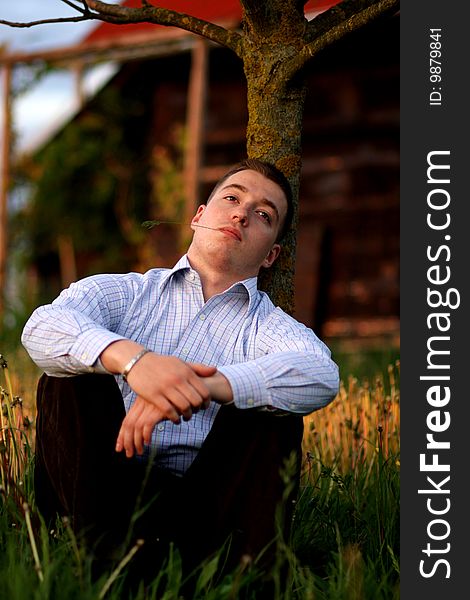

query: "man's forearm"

left=218, top=350, right=339, bottom=414
left=21, top=307, right=125, bottom=376
left=203, top=371, right=234, bottom=404
left=21, top=274, right=134, bottom=376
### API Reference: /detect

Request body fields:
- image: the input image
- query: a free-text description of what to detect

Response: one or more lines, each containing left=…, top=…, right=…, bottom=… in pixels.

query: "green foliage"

left=293, top=449, right=400, bottom=591
left=332, top=345, right=400, bottom=383
left=149, top=124, right=189, bottom=255
left=150, top=125, right=186, bottom=223
left=15, top=82, right=153, bottom=300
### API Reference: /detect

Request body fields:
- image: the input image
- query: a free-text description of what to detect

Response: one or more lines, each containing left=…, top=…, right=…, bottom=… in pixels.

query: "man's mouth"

left=218, top=227, right=242, bottom=241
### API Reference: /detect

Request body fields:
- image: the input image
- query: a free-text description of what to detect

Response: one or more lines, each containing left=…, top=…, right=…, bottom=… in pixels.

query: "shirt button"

left=199, top=314, right=206, bottom=321
left=157, top=424, right=164, bottom=432
left=189, top=272, right=195, bottom=281
left=247, top=398, right=254, bottom=407
left=182, top=348, right=189, bottom=355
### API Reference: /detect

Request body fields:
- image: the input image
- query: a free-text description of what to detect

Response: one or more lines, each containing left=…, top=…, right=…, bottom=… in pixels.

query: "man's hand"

left=118, top=356, right=217, bottom=457
left=101, top=341, right=218, bottom=457
left=117, top=367, right=235, bottom=457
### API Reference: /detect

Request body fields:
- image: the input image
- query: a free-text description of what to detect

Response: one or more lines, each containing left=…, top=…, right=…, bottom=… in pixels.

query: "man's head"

left=187, top=159, right=293, bottom=281
left=207, top=159, right=294, bottom=243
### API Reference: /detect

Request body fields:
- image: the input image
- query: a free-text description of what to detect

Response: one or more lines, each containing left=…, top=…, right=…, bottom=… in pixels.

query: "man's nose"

left=232, top=207, right=248, bottom=225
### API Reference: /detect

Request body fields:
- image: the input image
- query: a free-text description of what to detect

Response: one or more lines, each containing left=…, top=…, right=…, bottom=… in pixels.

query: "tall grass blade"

left=98, top=538, right=144, bottom=599
left=23, top=501, right=44, bottom=582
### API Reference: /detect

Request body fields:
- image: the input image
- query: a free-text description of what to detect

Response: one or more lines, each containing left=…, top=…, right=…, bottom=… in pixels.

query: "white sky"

left=0, top=0, right=119, bottom=154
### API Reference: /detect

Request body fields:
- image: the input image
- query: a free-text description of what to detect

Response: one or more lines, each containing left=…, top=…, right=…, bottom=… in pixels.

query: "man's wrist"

left=100, top=340, right=147, bottom=375
left=122, top=348, right=150, bottom=381
left=205, top=371, right=234, bottom=404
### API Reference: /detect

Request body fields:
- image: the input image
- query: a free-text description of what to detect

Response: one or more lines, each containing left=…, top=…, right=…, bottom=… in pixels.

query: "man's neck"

left=185, top=251, right=256, bottom=301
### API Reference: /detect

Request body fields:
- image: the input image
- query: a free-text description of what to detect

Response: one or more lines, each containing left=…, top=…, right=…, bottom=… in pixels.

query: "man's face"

left=188, top=169, right=288, bottom=279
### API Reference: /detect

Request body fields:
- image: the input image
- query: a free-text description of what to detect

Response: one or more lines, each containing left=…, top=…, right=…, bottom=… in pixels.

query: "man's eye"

left=224, top=195, right=237, bottom=202
left=257, top=211, right=271, bottom=223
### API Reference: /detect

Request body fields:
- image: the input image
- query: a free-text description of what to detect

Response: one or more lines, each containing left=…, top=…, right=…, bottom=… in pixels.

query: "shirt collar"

left=157, top=254, right=192, bottom=292
left=159, top=254, right=260, bottom=312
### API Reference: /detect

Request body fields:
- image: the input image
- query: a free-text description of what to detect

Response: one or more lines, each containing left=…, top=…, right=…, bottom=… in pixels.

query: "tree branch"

left=84, top=1, right=243, bottom=55
left=239, top=0, right=267, bottom=33
left=60, top=0, right=88, bottom=14
left=281, top=0, right=399, bottom=81
left=0, top=16, right=92, bottom=29
left=0, top=1, right=244, bottom=57
left=0, top=0, right=91, bottom=27
left=240, top=0, right=305, bottom=39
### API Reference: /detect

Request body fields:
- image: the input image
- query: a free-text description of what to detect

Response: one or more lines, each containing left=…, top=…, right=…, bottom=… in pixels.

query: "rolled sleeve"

left=21, top=274, right=133, bottom=376
left=218, top=361, right=268, bottom=409
left=70, top=329, right=127, bottom=373
left=219, top=350, right=339, bottom=415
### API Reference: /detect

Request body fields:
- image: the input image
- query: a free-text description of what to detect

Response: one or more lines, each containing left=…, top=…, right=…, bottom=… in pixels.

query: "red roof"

left=84, top=0, right=342, bottom=44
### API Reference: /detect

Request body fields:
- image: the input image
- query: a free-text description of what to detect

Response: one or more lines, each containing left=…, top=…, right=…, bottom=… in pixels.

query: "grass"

left=0, top=349, right=400, bottom=599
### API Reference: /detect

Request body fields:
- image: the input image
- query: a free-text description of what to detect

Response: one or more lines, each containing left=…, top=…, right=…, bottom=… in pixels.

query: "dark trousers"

left=34, top=373, right=303, bottom=580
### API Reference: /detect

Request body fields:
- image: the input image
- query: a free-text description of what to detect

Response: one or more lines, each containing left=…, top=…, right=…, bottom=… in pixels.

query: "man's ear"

left=191, top=204, right=206, bottom=227
left=262, top=244, right=281, bottom=269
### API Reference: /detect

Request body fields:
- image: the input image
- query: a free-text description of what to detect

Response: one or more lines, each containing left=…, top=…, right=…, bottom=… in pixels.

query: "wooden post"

left=183, top=38, right=209, bottom=233
left=0, top=61, right=12, bottom=322
left=72, top=61, right=86, bottom=109
left=57, top=233, right=77, bottom=288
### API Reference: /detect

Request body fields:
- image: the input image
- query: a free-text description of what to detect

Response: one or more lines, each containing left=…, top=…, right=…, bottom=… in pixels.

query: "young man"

left=22, top=159, right=339, bottom=579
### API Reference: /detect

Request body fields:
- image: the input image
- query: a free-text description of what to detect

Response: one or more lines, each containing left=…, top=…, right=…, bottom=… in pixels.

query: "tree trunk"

left=243, top=48, right=307, bottom=314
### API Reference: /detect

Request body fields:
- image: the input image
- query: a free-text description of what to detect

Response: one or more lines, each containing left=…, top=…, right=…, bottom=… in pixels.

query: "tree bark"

left=244, top=67, right=306, bottom=313
left=240, top=1, right=307, bottom=313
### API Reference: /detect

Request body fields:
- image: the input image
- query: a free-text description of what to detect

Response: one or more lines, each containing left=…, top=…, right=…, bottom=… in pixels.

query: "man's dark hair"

left=207, top=158, right=294, bottom=242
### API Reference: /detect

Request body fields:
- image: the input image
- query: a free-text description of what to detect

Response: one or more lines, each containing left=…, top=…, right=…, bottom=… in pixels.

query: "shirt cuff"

left=218, top=362, right=270, bottom=409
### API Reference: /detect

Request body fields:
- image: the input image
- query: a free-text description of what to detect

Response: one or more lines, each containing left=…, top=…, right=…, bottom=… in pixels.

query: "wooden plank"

left=183, top=38, right=208, bottom=225
left=0, top=62, right=11, bottom=321
left=72, top=61, right=86, bottom=109
left=0, top=30, right=201, bottom=68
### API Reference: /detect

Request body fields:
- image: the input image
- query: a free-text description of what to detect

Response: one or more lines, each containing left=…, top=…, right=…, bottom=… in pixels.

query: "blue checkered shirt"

left=22, top=255, right=339, bottom=475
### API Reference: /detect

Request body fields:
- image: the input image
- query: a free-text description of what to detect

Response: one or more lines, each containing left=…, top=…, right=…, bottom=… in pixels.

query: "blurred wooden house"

left=4, top=1, right=399, bottom=349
